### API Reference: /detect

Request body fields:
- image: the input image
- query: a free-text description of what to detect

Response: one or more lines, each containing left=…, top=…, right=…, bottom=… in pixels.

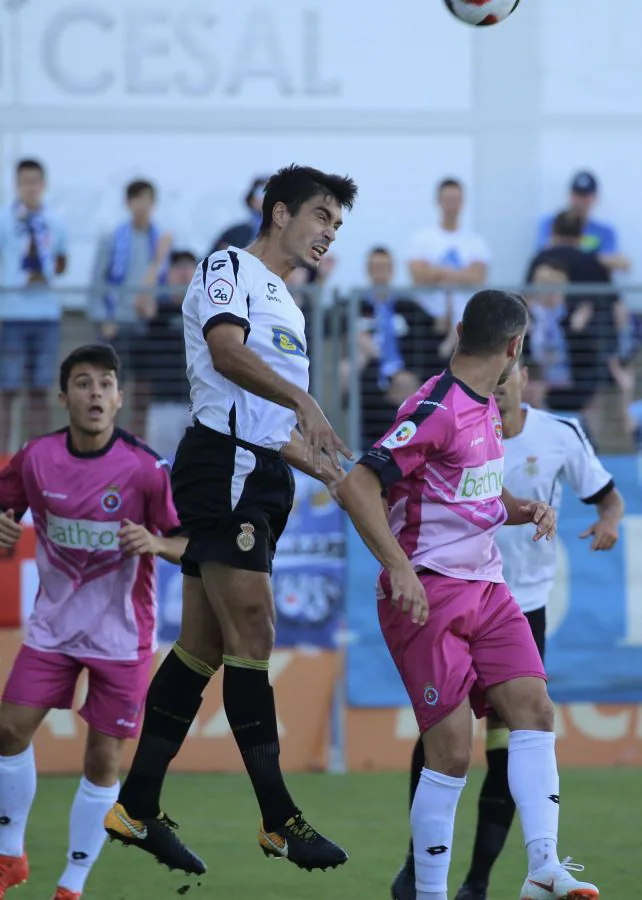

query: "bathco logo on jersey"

left=455, top=458, right=504, bottom=501
left=46, top=512, right=121, bottom=552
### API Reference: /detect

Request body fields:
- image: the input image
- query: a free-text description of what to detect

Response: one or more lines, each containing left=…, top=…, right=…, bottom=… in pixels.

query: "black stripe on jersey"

left=201, top=257, right=208, bottom=288
left=555, top=415, right=594, bottom=451
left=582, top=478, right=615, bottom=506
left=202, top=312, right=250, bottom=341
left=229, top=403, right=237, bottom=438
left=358, top=370, right=455, bottom=488
left=228, top=250, right=240, bottom=285
left=117, top=428, right=171, bottom=472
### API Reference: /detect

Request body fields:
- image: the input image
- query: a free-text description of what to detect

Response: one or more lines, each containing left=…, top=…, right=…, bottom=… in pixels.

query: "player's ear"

left=455, top=321, right=463, bottom=340
left=58, top=391, right=68, bottom=410
left=271, top=201, right=290, bottom=231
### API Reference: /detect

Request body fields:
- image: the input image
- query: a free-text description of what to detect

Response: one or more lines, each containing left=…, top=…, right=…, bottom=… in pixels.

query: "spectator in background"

left=525, top=211, right=620, bottom=432
left=408, top=177, right=490, bottom=361
left=343, top=247, right=439, bottom=448
left=524, top=260, right=574, bottom=401
left=536, top=171, right=630, bottom=273
left=0, top=159, right=67, bottom=454
left=136, top=250, right=196, bottom=461
left=209, top=175, right=268, bottom=253
left=90, top=179, right=172, bottom=436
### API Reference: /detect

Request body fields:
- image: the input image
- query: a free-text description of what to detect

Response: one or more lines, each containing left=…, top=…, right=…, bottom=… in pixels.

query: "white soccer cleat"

left=520, top=857, right=599, bottom=900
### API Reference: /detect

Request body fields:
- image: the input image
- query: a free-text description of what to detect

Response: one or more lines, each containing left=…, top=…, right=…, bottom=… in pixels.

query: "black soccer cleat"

left=104, top=802, right=206, bottom=875
left=454, top=883, right=487, bottom=900
left=258, top=811, right=348, bottom=871
left=391, top=859, right=416, bottom=900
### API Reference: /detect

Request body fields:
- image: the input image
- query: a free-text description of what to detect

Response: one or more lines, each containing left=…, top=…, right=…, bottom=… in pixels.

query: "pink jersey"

left=360, top=369, right=507, bottom=582
left=0, top=428, right=181, bottom=661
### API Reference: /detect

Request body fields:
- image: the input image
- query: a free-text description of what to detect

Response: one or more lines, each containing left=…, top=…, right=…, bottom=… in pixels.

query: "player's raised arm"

left=206, top=322, right=351, bottom=472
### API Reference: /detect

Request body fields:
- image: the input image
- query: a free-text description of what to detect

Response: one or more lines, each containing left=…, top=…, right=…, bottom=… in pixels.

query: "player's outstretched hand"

left=118, top=519, right=159, bottom=557
left=0, top=510, right=23, bottom=548
left=580, top=519, right=619, bottom=551
left=389, top=563, right=429, bottom=626
left=296, top=394, right=353, bottom=474
left=520, top=501, right=557, bottom=542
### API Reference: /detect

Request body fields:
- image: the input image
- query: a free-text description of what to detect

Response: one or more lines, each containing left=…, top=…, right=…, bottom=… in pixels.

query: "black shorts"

left=525, top=605, right=546, bottom=663
left=171, top=421, right=295, bottom=576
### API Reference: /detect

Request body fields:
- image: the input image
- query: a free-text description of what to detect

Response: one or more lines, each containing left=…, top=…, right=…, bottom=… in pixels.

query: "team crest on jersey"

left=423, top=683, right=439, bottom=706
left=526, top=456, right=539, bottom=476
left=382, top=421, right=417, bottom=450
left=100, top=486, right=122, bottom=513
left=272, top=327, right=306, bottom=358
left=236, top=523, right=256, bottom=552
left=492, top=416, right=503, bottom=442
left=208, top=278, right=233, bottom=305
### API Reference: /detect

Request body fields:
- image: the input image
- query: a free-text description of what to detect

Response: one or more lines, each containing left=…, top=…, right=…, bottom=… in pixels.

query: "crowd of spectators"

left=0, top=158, right=639, bottom=456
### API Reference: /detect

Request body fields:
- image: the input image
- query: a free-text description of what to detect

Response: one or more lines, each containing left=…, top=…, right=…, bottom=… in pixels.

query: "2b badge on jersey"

left=208, top=278, right=234, bottom=305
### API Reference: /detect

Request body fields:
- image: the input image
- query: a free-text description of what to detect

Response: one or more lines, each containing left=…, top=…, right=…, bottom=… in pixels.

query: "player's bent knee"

left=0, top=720, right=31, bottom=756
left=0, top=704, right=45, bottom=755
left=224, top=606, right=275, bottom=659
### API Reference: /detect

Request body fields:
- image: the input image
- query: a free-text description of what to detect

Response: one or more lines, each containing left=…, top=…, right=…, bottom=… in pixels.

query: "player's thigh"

left=83, top=728, right=124, bottom=786
left=179, top=574, right=224, bottom=669
left=1, top=644, right=81, bottom=751
left=79, top=655, right=154, bottom=745
left=486, top=676, right=553, bottom=733
left=377, top=570, right=478, bottom=740
left=421, top=698, right=474, bottom=778
left=200, top=561, right=275, bottom=657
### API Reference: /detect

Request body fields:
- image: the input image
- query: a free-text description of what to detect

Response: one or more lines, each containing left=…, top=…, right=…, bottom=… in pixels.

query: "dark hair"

left=126, top=179, right=156, bottom=202
left=60, top=344, right=121, bottom=393
left=169, top=250, right=197, bottom=267
left=437, top=177, right=463, bottom=195
left=259, top=164, right=358, bottom=235
left=369, top=246, right=392, bottom=258
left=16, top=159, right=45, bottom=178
left=531, top=258, right=570, bottom=280
left=459, top=290, right=528, bottom=356
left=552, top=210, right=583, bottom=240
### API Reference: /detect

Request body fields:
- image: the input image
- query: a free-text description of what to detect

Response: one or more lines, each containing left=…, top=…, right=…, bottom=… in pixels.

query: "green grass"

left=21, top=768, right=639, bottom=898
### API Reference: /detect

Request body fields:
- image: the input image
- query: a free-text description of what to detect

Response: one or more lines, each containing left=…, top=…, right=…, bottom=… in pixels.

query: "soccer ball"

left=444, top=0, right=521, bottom=26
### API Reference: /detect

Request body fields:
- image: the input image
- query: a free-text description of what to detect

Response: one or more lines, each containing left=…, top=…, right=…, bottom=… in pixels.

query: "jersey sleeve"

left=145, top=460, right=182, bottom=536
left=0, top=447, right=29, bottom=518
left=358, top=406, right=452, bottom=488
left=600, top=224, right=618, bottom=255
left=560, top=418, right=614, bottom=504
left=198, top=249, right=251, bottom=340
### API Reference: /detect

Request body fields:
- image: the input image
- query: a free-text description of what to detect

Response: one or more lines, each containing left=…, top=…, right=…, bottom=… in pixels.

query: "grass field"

left=19, top=768, right=638, bottom=899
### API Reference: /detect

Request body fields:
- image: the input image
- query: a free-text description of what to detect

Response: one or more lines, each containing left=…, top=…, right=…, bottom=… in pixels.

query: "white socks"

left=0, top=745, right=37, bottom=857
left=58, top=777, right=119, bottom=894
left=411, top=767, right=466, bottom=899
left=508, top=730, right=560, bottom=873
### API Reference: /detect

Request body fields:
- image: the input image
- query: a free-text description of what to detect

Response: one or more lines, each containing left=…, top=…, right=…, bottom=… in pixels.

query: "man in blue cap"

left=536, top=170, right=629, bottom=273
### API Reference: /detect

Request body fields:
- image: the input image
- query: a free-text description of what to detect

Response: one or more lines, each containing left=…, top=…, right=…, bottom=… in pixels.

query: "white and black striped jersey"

left=497, top=405, right=614, bottom=613
left=182, top=246, right=309, bottom=450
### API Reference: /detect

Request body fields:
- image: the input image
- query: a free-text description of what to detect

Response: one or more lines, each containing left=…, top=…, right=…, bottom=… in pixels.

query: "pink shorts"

left=2, top=644, right=154, bottom=739
left=378, top=570, right=546, bottom=732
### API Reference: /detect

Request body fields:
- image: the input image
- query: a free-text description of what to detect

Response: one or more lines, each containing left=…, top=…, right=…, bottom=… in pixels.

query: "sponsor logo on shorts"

left=272, top=327, right=307, bottom=358
left=492, top=415, right=503, bottom=442
left=382, top=421, right=417, bottom=450
left=236, top=522, right=256, bottom=552
left=455, top=458, right=504, bottom=501
left=423, top=683, right=439, bottom=706
left=208, top=277, right=234, bottom=305
left=46, top=512, right=121, bottom=553
left=100, top=485, right=122, bottom=513
left=116, top=718, right=137, bottom=729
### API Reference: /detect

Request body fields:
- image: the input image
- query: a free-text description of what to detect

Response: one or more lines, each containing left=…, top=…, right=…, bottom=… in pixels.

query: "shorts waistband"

left=193, top=419, right=281, bottom=458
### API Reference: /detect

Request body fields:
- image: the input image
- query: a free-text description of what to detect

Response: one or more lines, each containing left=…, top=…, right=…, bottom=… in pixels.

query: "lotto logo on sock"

left=426, top=845, right=448, bottom=855
left=548, top=794, right=560, bottom=804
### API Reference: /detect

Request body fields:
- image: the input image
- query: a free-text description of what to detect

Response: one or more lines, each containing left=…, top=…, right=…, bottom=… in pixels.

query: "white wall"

left=1, top=0, right=641, bottom=298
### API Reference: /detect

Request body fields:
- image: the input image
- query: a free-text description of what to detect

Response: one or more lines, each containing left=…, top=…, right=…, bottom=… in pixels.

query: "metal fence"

left=1, top=281, right=641, bottom=457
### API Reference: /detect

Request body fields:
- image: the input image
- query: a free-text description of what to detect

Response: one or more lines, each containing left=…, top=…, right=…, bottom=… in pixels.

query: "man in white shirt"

left=106, top=165, right=357, bottom=877
left=392, top=360, right=624, bottom=900
left=408, top=179, right=490, bottom=360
